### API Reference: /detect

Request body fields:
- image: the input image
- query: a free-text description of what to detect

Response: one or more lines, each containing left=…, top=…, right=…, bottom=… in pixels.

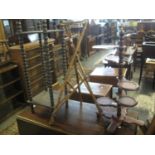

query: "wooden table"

left=89, top=66, right=127, bottom=86
left=70, top=82, right=112, bottom=103
left=17, top=100, right=105, bottom=135
left=16, top=100, right=138, bottom=135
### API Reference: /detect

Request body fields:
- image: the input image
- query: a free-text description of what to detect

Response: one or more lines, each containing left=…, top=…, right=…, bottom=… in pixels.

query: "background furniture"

left=10, top=39, right=55, bottom=98
left=139, top=42, right=155, bottom=84
left=70, top=82, right=112, bottom=103
left=144, top=58, right=155, bottom=89
left=0, top=62, right=24, bottom=121
left=103, top=46, right=135, bottom=80
left=96, top=30, right=144, bottom=134
left=89, top=66, right=127, bottom=86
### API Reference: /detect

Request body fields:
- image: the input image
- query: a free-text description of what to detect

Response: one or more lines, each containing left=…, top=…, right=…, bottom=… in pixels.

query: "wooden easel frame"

left=49, top=20, right=104, bottom=125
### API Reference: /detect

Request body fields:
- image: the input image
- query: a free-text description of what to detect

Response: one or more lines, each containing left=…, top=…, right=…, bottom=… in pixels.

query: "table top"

left=104, top=55, right=132, bottom=64
left=90, top=66, right=127, bottom=77
left=92, top=45, right=119, bottom=50
left=74, top=82, right=112, bottom=96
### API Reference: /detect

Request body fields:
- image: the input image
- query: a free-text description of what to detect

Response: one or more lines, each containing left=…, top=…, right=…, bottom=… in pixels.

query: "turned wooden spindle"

left=37, top=20, right=48, bottom=91
left=16, top=20, right=34, bottom=113
left=43, top=20, right=55, bottom=110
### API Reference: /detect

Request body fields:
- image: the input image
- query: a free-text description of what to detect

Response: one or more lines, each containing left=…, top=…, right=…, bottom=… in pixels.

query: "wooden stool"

left=70, top=82, right=112, bottom=103
left=96, top=96, right=144, bottom=133
left=89, top=66, right=127, bottom=86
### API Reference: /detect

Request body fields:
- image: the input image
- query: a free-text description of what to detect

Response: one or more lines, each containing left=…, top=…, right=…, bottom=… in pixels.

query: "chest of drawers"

left=9, top=40, right=56, bottom=98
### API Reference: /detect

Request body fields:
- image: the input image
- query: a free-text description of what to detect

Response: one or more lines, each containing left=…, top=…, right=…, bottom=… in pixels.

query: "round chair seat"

left=118, top=96, right=137, bottom=107
left=118, top=80, right=139, bottom=91
left=97, top=97, right=117, bottom=107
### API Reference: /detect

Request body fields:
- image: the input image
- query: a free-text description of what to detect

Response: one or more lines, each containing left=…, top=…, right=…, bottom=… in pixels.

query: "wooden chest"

left=89, top=66, right=127, bottom=86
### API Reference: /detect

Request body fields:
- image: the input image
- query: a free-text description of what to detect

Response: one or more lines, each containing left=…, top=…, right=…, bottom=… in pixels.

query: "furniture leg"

left=139, top=58, right=144, bottom=84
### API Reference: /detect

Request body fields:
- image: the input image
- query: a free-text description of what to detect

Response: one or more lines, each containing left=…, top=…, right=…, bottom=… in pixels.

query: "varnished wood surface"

left=9, top=39, right=55, bottom=51
left=70, top=82, right=112, bottom=103
left=0, top=63, right=17, bottom=74
left=90, top=66, right=127, bottom=77
left=145, top=58, right=155, bottom=72
left=17, top=100, right=138, bottom=135
left=17, top=100, right=105, bottom=135
left=9, top=39, right=58, bottom=98
left=89, top=66, right=127, bottom=86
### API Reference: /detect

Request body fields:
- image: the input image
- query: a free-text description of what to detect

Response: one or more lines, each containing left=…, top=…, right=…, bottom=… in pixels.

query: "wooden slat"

left=9, top=39, right=54, bottom=51
left=0, top=90, right=23, bottom=105
left=0, top=78, right=20, bottom=89
left=0, top=63, right=17, bottom=74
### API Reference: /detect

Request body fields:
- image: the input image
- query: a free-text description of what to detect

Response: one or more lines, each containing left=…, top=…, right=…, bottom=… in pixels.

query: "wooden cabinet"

left=9, top=40, right=56, bottom=98
left=0, top=62, right=24, bottom=121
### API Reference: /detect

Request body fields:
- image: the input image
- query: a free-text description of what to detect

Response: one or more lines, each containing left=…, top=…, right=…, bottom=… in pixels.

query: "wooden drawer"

left=31, top=78, right=44, bottom=97
left=89, top=75, right=118, bottom=86
left=29, top=66, right=43, bottom=80
left=27, top=48, right=41, bottom=58
left=28, top=56, right=41, bottom=67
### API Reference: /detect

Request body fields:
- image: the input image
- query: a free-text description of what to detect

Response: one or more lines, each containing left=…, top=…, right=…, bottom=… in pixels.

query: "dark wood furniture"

left=70, top=82, right=112, bottom=103
left=89, top=66, right=127, bottom=86
left=96, top=30, right=144, bottom=134
left=16, top=101, right=138, bottom=135
left=0, top=62, right=24, bottom=121
left=144, top=58, right=155, bottom=89
left=139, top=42, right=155, bottom=84
left=87, top=35, right=96, bottom=56
left=103, top=46, right=135, bottom=80
left=17, top=100, right=105, bottom=135
left=9, top=39, right=56, bottom=98
left=86, top=23, right=104, bottom=56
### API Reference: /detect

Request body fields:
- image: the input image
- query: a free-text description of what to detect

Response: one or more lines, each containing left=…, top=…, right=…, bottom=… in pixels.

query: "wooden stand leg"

left=107, top=118, right=121, bottom=134
left=124, top=116, right=145, bottom=126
